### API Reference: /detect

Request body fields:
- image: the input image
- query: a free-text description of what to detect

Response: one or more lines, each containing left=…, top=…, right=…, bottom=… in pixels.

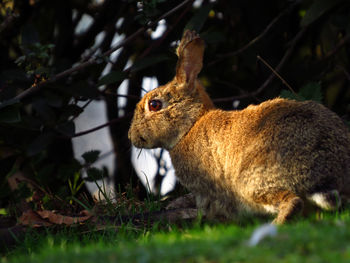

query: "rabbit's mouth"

left=128, top=128, right=151, bottom=148
left=134, top=137, right=147, bottom=148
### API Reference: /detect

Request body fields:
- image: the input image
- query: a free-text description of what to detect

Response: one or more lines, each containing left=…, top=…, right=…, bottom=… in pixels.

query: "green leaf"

left=82, top=150, right=101, bottom=164
left=298, top=82, right=323, bottom=103
left=36, top=163, right=55, bottom=186
left=301, top=0, right=344, bottom=27
left=56, top=121, right=76, bottom=137
left=44, top=91, right=63, bottom=108
left=34, top=66, right=51, bottom=76
left=130, top=55, right=169, bottom=73
left=60, top=104, right=84, bottom=120
left=67, top=80, right=100, bottom=99
left=57, top=159, right=82, bottom=181
left=21, top=24, right=39, bottom=46
left=200, top=30, right=226, bottom=45
left=331, top=14, right=350, bottom=30
left=185, top=3, right=214, bottom=32
left=32, top=98, right=56, bottom=122
left=280, top=90, right=300, bottom=101
left=98, top=71, right=126, bottom=86
left=16, top=182, right=32, bottom=199
left=27, top=132, right=55, bottom=156
left=0, top=105, right=21, bottom=123
left=280, top=82, right=322, bottom=103
left=85, top=167, right=107, bottom=182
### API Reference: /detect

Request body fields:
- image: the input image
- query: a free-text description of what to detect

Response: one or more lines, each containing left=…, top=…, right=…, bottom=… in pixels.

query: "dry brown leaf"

left=8, top=171, right=44, bottom=193
left=37, top=210, right=92, bottom=225
left=18, top=210, right=52, bottom=227
left=8, top=172, right=27, bottom=191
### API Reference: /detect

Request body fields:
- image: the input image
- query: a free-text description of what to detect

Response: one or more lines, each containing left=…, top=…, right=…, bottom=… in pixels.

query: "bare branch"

left=256, top=27, right=306, bottom=93
left=102, top=0, right=193, bottom=58
left=256, top=55, right=298, bottom=96
left=208, top=2, right=299, bottom=67
left=337, top=65, right=350, bottom=82
left=68, top=114, right=131, bottom=138
left=213, top=27, right=308, bottom=103
left=0, top=0, right=194, bottom=110
left=323, top=34, right=350, bottom=60
left=65, top=4, right=191, bottom=138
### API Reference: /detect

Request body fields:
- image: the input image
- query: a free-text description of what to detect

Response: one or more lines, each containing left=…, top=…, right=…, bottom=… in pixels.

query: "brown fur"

left=128, top=30, right=350, bottom=224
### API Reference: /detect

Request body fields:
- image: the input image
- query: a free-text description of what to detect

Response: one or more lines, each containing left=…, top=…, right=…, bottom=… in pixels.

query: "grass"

left=2, top=209, right=350, bottom=263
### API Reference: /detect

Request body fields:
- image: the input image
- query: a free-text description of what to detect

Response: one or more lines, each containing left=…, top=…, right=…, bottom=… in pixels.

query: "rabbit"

left=128, top=30, right=350, bottom=224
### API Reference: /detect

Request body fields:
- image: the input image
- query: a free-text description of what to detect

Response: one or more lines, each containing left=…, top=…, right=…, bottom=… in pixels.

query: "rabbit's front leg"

left=253, top=190, right=304, bottom=224
left=196, top=195, right=238, bottom=220
left=195, top=195, right=209, bottom=216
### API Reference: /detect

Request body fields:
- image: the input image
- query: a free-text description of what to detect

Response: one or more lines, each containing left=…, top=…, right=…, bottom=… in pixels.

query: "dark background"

left=0, top=0, right=349, bottom=209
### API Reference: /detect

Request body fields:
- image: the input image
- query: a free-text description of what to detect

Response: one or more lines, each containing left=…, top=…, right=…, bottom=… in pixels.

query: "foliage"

left=280, top=82, right=323, bottom=102
left=3, top=210, right=350, bottom=262
left=0, top=0, right=349, bottom=214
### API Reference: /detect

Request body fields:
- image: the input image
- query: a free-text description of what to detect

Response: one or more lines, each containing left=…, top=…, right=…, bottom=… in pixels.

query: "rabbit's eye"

left=149, top=100, right=162, bottom=112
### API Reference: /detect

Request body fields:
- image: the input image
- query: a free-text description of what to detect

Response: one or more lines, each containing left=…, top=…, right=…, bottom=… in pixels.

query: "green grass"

left=2, top=210, right=350, bottom=263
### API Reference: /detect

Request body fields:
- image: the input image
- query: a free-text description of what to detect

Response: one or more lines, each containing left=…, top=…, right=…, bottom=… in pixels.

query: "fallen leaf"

left=18, top=210, right=52, bottom=227
left=8, top=171, right=45, bottom=193
left=37, top=210, right=92, bottom=225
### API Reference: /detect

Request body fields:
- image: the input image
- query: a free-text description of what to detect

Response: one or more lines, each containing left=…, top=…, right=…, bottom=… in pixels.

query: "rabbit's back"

left=170, top=98, right=350, bottom=217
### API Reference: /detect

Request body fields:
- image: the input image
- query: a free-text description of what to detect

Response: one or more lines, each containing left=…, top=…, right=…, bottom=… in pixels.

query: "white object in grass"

left=248, top=223, right=277, bottom=246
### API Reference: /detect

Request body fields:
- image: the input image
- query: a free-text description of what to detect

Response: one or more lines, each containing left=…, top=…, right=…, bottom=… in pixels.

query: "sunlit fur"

left=128, top=30, right=350, bottom=224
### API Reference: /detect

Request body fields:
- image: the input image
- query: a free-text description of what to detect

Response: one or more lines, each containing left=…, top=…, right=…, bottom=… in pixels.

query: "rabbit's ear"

left=175, top=30, right=204, bottom=88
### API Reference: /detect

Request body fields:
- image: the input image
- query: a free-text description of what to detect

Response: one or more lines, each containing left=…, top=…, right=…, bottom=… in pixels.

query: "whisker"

left=137, top=148, right=143, bottom=159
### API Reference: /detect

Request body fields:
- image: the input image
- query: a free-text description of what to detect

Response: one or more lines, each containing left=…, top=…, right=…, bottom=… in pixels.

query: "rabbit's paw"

left=273, top=195, right=304, bottom=225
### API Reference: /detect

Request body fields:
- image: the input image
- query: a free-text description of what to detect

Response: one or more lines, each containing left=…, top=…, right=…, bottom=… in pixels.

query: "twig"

left=64, top=5, right=189, bottom=138
left=100, top=92, right=140, bottom=100
left=213, top=27, right=307, bottom=103
left=71, top=5, right=191, bottom=138
left=256, top=27, right=306, bottom=94
left=337, top=65, right=350, bottom=82
left=0, top=0, right=194, bottom=110
left=140, top=3, right=191, bottom=59
left=256, top=55, right=297, bottom=96
left=208, top=2, right=299, bottom=67
left=120, top=2, right=191, bottom=74
left=103, top=0, right=193, bottom=59
left=69, top=114, right=131, bottom=138
left=323, top=34, right=350, bottom=60
left=70, top=99, right=93, bottom=122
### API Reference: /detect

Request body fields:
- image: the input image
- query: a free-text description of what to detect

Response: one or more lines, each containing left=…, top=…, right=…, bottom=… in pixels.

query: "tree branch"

left=0, top=0, right=194, bottom=110
left=65, top=4, right=191, bottom=138
left=323, top=34, right=350, bottom=60
left=213, top=27, right=308, bottom=103
left=68, top=114, right=131, bottom=138
left=208, top=1, right=299, bottom=67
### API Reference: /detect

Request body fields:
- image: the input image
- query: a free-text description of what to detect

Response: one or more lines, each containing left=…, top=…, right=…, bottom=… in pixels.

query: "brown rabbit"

left=128, top=30, right=350, bottom=224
